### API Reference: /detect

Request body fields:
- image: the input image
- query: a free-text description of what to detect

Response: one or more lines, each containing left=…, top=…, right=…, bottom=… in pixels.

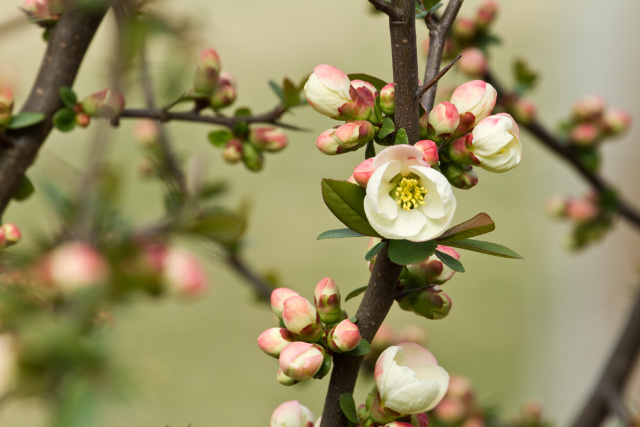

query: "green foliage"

left=53, top=108, right=76, bottom=132
left=314, top=353, right=333, bottom=379
left=365, top=140, right=376, bottom=159
left=378, top=117, right=395, bottom=139
left=365, top=241, right=385, bottom=261
left=13, top=175, right=35, bottom=201
left=317, top=228, right=367, bottom=239
left=59, top=87, right=78, bottom=109
left=269, top=80, right=285, bottom=103
left=445, top=238, right=523, bottom=259
left=387, top=239, right=437, bottom=265
left=321, top=179, right=381, bottom=237
left=437, top=213, right=495, bottom=242
left=339, top=393, right=360, bottom=424
left=345, top=286, right=368, bottom=302
left=232, top=107, right=252, bottom=136
left=208, top=129, right=233, bottom=147
left=7, top=112, right=45, bottom=129
left=514, top=59, right=539, bottom=93
left=435, top=249, right=465, bottom=272
left=343, top=338, right=371, bottom=356
left=394, top=128, right=409, bottom=145
left=346, top=73, right=387, bottom=92
left=282, top=78, right=300, bottom=109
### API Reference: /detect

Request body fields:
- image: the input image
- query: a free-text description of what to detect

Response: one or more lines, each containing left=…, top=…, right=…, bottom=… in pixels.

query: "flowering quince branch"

left=415, top=53, right=462, bottom=100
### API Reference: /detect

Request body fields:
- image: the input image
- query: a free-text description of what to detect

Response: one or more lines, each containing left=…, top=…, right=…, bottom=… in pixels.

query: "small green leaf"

left=59, top=87, right=77, bottom=109
left=435, top=250, right=465, bottom=272
left=317, top=228, right=366, bottom=240
left=345, top=286, right=368, bottom=302
left=52, top=108, right=76, bottom=132
left=373, top=96, right=383, bottom=123
left=378, top=117, right=395, bottom=139
left=513, top=59, right=538, bottom=92
left=365, top=241, right=385, bottom=261
left=7, top=112, right=45, bottom=129
left=208, top=129, right=233, bottom=147
left=339, top=393, right=360, bottom=424
left=421, top=0, right=440, bottom=9
left=429, top=2, right=443, bottom=14
left=347, top=73, right=388, bottom=92
left=314, top=354, right=332, bottom=379
left=349, top=316, right=358, bottom=323
left=444, top=239, right=523, bottom=259
left=388, top=239, right=437, bottom=265
left=437, top=213, right=495, bottom=242
left=13, top=175, right=35, bottom=201
left=268, top=80, right=284, bottom=103
left=394, top=128, right=409, bottom=145
left=321, top=179, right=381, bottom=237
left=279, top=318, right=286, bottom=329
left=233, top=107, right=252, bottom=136
left=343, top=339, right=371, bottom=356
left=365, top=140, right=376, bottom=159
left=282, top=78, right=300, bottom=109
left=187, top=210, right=246, bottom=245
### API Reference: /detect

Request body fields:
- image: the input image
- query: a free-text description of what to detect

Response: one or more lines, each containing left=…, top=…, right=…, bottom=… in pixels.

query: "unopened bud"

left=434, top=398, right=466, bottom=423
left=193, top=48, right=221, bottom=96
left=258, top=327, right=295, bottom=358
left=0, top=85, right=14, bottom=128
left=282, top=296, right=323, bottom=341
left=476, top=0, right=498, bottom=29
left=353, top=158, right=376, bottom=188
left=428, top=102, right=460, bottom=140
left=316, top=128, right=344, bottom=155
left=81, top=89, right=125, bottom=118
left=412, top=289, right=452, bottom=319
left=42, top=242, right=109, bottom=292
left=222, top=139, right=243, bottom=163
left=313, top=277, right=342, bottom=323
left=450, top=80, right=497, bottom=128
left=414, top=140, right=439, bottom=167
left=22, top=0, right=63, bottom=27
left=335, top=121, right=376, bottom=149
left=134, top=119, right=159, bottom=148
left=452, top=17, right=476, bottom=40
left=448, top=135, right=478, bottom=166
left=270, top=400, right=314, bottom=426
left=441, top=162, right=478, bottom=190
left=408, top=413, right=430, bottom=427
left=511, top=98, right=537, bottom=125
left=2, top=223, right=21, bottom=246
left=566, top=198, right=599, bottom=223
left=250, top=127, right=288, bottom=152
left=75, top=112, right=91, bottom=128
left=573, top=94, right=606, bottom=121
left=383, top=422, right=413, bottom=427
left=270, top=287, right=300, bottom=318
left=279, top=341, right=325, bottom=381
left=242, top=142, right=264, bottom=172
left=380, top=83, right=395, bottom=116
left=458, top=48, right=487, bottom=77
left=570, top=123, right=600, bottom=147
left=327, top=319, right=361, bottom=352
left=351, top=79, right=378, bottom=97
left=602, top=108, right=632, bottom=136
left=162, top=247, right=207, bottom=297
left=210, top=81, right=237, bottom=109
left=276, top=369, right=299, bottom=386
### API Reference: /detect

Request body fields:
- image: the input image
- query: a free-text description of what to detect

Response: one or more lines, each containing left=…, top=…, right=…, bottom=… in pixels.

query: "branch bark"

left=0, top=5, right=109, bottom=219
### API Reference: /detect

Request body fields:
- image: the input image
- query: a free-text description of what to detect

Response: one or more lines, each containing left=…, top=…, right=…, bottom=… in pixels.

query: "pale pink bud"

left=1, top=224, right=21, bottom=246
left=351, top=79, right=378, bottom=97
left=314, top=277, right=342, bottom=321
left=570, top=123, right=600, bottom=147
left=0, top=85, right=13, bottom=127
left=44, top=242, right=109, bottom=292
left=249, top=127, right=288, bottom=152
left=162, top=247, right=207, bottom=297
left=270, top=400, right=315, bottom=427
left=512, top=98, right=537, bottom=125
left=566, top=198, right=599, bottom=223
left=602, top=108, right=632, bottom=136
left=222, top=139, right=243, bottom=163
left=434, top=398, right=466, bottom=422
left=334, top=121, right=376, bottom=149
left=304, top=64, right=353, bottom=119
left=134, top=119, right=159, bottom=148
left=210, top=82, right=237, bottom=109
left=218, top=70, right=237, bottom=89
left=276, top=369, right=299, bottom=386
left=545, top=195, right=568, bottom=218
left=450, top=80, right=497, bottom=128
left=258, top=328, right=295, bottom=358
left=270, top=288, right=300, bottom=318
left=81, top=89, right=125, bottom=118
left=428, top=102, right=460, bottom=138
left=414, top=140, right=439, bottom=167
left=573, top=94, right=606, bottom=121
left=476, top=0, right=498, bottom=28
left=353, top=158, right=376, bottom=188
left=75, top=113, right=91, bottom=128
left=193, top=48, right=221, bottom=96
left=447, top=374, right=474, bottom=402
left=316, top=128, right=344, bottom=155
left=458, top=48, right=487, bottom=77
left=279, top=341, right=325, bottom=381
left=380, top=83, right=395, bottom=116
left=282, top=296, right=323, bottom=341
left=22, top=0, right=63, bottom=27
left=327, top=319, right=361, bottom=352
left=452, top=17, right=476, bottom=40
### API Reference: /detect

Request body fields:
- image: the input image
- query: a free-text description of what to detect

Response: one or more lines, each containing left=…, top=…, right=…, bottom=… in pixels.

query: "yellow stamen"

left=394, top=177, right=428, bottom=212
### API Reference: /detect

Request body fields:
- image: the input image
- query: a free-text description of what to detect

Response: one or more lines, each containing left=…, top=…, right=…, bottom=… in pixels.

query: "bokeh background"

left=1, top=0, right=640, bottom=425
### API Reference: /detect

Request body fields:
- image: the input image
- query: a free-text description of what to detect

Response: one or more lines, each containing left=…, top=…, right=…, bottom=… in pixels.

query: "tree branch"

left=368, top=0, right=401, bottom=19
left=225, top=253, right=273, bottom=302
left=0, top=4, right=110, bottom=219
left=415, top=53, right=462, bottom=100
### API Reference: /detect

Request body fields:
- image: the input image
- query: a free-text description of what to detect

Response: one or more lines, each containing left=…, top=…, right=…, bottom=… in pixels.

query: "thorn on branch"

left=415, top=53, right=462, bottom=102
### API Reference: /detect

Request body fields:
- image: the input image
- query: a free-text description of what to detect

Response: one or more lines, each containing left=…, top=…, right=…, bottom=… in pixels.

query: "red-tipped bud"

left=476, top=0, right=498, bottom=29
left=0, top=85, right=13, bottom=128
left=428, top=102, right=460, bottom=139
left=327, top=319, right=361, bottom=352
left=383, top=422, right=413, bottom=427
left=335, top=121, right=376, bottom=149
left=162, top=247, right=207, bottom=297
left=313, top=277, right=342, bottom=323
left=512, top=98, right=537, bottom=125
left=380, top=83, right=396, bottom=116
left=570, top=123, right=600, bottom=147
left=414, top=140, right=439, bottom=167
left=458, top=48, right=487, bottom=77
left=22, top=0, right=63, bottom=27
left=448, top=135, right=479, bottom=166
left=210, top=77, right=237, bottom=109
left=412, top=289, right=452, bottom=320
left=316, top=128, right=344, bottom=155
left=441, top=162, right=479, bottom=190
left=410, top=245, right=460, bottom=284
left=271, top=288, right=300, bottom=318
left=452, top=17, right=476, bottom=40
left=282, top=296, right=323, bottom=341
left=134, top=119, right=159, bottom=148
left=75, top=113, right=91, bottom=128
left=573, top=94, right=606, bottom=121
left=222, top=139, right=243, bottom=164
left=258, top=327, right=295, bottom=358
left=250, top=127, right=288, bottom=152
left=279, top=341, right=325, bottom=381
left=42, top=242, right=109, bottom=292
left=270, top=400, right=315, bottom=426
left=81, top=89, right=125, bottom=118
left=351, top=79, right=378, bottom=97
left=193, top=48, right=221, bottom=96
left=566, top=197, right=599, bottom=223
left=1, top=223, right=21, bottom=246
left=408, top=413, right=430, bottom=427
left=353, top=158, right=376, bottom=188
left=602, top=108, right=632, bottom=136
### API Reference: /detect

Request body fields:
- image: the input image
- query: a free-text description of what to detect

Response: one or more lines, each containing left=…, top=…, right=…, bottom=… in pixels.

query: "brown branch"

left=421, top=0, right=464, bottom=111
left=0, top=5, right=110, bottom=219
left=368, top=0, right=401, bottom=19
left=225, top=253, right=273, bottom=302
left=415, top=53, right=462, bottom=100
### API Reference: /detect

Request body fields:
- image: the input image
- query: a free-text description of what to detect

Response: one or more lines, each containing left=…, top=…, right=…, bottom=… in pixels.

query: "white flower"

left=304, top=64, right=352, bottom=119
left=449, top=80, right=496, bottom=127
left=363, top=145, right=456, bottom=241
left=470, top=113, right=522, bottom=172
left=270, top=400, right=315, bottom=427
left=374, top=342, right=449, bottom=415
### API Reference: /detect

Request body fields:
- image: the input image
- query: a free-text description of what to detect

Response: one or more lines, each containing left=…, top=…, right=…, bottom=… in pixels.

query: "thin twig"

left=415, top=53, right=462, bottom=100
left=368, top=0, right=401, bottom=19
left=394, top=283, right=437, bottom=299
left=226, top=253, right=273, bottom=301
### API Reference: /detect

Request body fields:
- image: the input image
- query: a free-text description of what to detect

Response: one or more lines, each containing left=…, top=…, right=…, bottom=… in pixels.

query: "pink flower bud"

left=42, top=242, right=109, bottom=292
left=448, top=134, right=479, bottom=166
left=512, top=98, right=537, bottom=125
left=570, top=123, right=600, bottom=147
left=328, top=319, right=361, bottom=352
left=314, top=277, right=342, bottom=321
left=351, top=79, right=378, bottom=97
left=452, top=17, right=476, bottom=40
left=353, top=158, right=376, bottom=188
left=81, top=89, right=125, bottom=118
left=450, top=81, right=497, bottom=129
left=384, top=422, right=413, bottom=427
left=434, top=398, right=466, bottom=422
left=270, top=288, right=300, bottom=318
left=380, top=83, right=395, bottom=116
left=476, top=0, right=498, bottom=28
left=249, top=127, right=288, bottom=152
left=347, top=174, right=357, bottom=184
left=304, top=64, right=353, bottom=119
left=75, top=113, right=91, bottom=128
left=335, top=121, right=375, bottom=149
left=602, top=108, right=632, bottom=136
left=222, top=139, right=243, bottom=164
left=162, top=247, right=207, bottom=297
left=573, top=94, right=606, bottom=121
left=566, top=197, right=599, bottom=223
left=316, top=128, right=344, bottom=155
left=1, top=223, right=21, bottom=246
left=279, top=342, right=325, bottom=381
left=193, top=48, right=221, bottom=96
left=419, top=245, right=460, bottom=284
left=134, top=119, right=159, bottom=148
left=458, top=48, right=487, bottom=77
left=22, top=0, right=63, bottom=27
left=428, top=102, right=460, bottom=138
left=276, top=369, right=299, bottom=386
left=218, top=70, right=237, bottom=89
left=282, top=296, right=323, bottom=341
left=440, top=162, right=479, bottom=190
left=270, top=401, right=315, bottom=426
left=258, top=327, right=295, bottom=358
left=414, top=140, right=439, bottom=167
left=210, top=80, right=237, bottom=109
left=447, top=374, right=474, bottom=402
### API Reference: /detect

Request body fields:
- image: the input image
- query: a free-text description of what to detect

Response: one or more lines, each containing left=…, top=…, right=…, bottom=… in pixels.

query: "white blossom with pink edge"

left=449, top=80, right=496, bottom=127
left=270, top=400, right=315, bottom=427
left=304, top=64, right=352, bottom=119
left=375, top=342, right=449, bottom=415
left=470, top=113, right=522, bottom=173
left=364, top=145, right=456, bottom=241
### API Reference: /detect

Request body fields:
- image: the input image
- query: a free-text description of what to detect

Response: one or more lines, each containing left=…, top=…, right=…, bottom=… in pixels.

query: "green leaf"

left=59, top=87, right=77, bottom=109
left=345, top=286, right=368, bottom=302
left=317, top=228, right=366, bottom=240
left=208, top=129, right=233, bottom=147
left=347, top=73, right=388, bottom=92
left=365, top=241, right=385, bottom=261
left=429, top=2, right=443, bottom=14
left=321, top=179, right=381, bottom=237
left=343, top=339, right=371, bottom=356
left=435, top=250, right=465, bottom=272
left=52, top=108, right=76, bottom=132
left=7, top=112, right=45, bottom=129
left=394, top=128, right=409, bottom=145
left=233, top=107, right=252, bottom=136
left=12, top=175, right=35, bottom=201
left=437, top=213, right=495, bottom=242
left=314, top=353, right=332, bottom=379
left=513, top=59, right=538, bottom=91
left=378, top=117, right=395, bottom=139
left=282, top=78, right=300, bottom=109
left=268, top=80, right=284, bottom=103
left=422, top=0, right=440, bottom=9
left=373, top=96, right=383, bottom=123
left=339, top=393, right=360, bottom=424
left=388, top=239, right=437, bottom=265
left=365, top=140, right=376, bottom=159
left=444, top=239, right=523, bottom=259
left=186, top=210, right=246, bottom=245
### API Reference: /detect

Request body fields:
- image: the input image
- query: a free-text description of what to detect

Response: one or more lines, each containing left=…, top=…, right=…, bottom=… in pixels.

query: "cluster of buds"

left=546, top=191, right=613, bottom=250
left=191, top=48, right=237, bottom=110
left=21, top=0, right=64, bottom=29
left=0, top=85, right=14, bottom=130
left=74, top=89, right=126, bottom=127
left=257, top=278, right=362, bottom=386
left=221, top=126, right=288, bottom=172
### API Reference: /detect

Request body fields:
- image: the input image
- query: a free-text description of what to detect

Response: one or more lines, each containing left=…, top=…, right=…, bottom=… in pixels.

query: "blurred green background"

left=1, top=0, right=640, bottom=425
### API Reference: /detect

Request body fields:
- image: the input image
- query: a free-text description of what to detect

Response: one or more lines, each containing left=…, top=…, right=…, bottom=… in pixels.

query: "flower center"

left=394, top=177, right=428, bottom=212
